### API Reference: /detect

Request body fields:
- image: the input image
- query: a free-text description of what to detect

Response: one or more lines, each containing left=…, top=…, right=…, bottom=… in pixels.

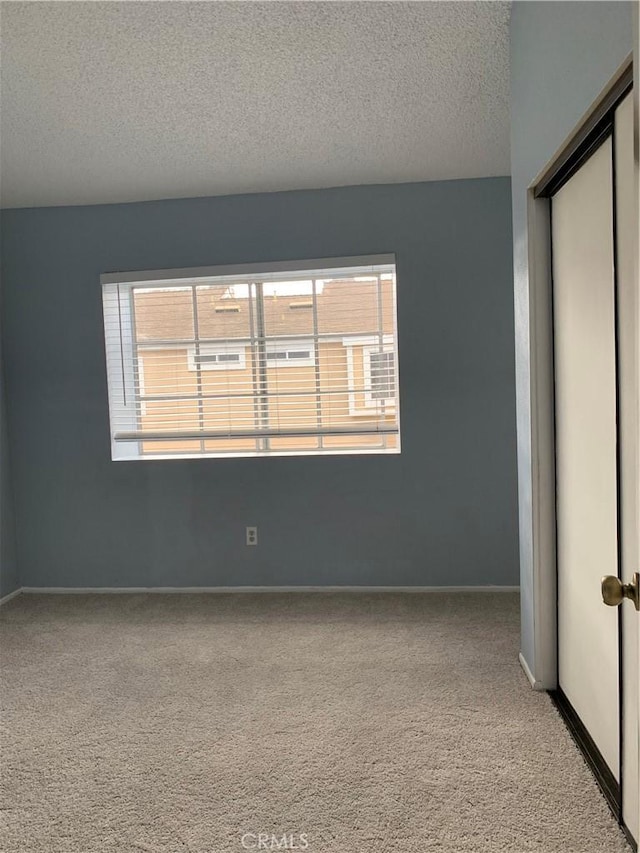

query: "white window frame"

left=101, top=255, right=400, bottom=460
left=187, top=343, right=246, bottom=371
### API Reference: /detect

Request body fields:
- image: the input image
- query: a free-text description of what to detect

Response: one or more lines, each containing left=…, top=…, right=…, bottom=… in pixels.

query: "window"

left=344, top=336, right=397, bottom=416
left=365, top=348, right=396, bottom=405
left=265, top=342, right=314, bottom=367
left=187, top=345, right=246, bottom=371
left=101, top=255, right=400, bottom=459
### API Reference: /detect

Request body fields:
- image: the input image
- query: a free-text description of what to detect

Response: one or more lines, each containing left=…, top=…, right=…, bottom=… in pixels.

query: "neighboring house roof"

left=133, top=280, right=395, bottom=342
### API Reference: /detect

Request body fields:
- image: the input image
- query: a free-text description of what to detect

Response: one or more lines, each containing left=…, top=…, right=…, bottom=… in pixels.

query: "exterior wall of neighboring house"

left=138, top=339, right=397, bottom=455
left=132, top=278, right=398, bottom=455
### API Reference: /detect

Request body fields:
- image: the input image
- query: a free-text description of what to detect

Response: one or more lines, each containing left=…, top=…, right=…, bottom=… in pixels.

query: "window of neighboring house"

left=344, top=336, right=397, bottom=416
left=101, top=255, right=400, bottom=459
left=365, top=348, right=396, bottom=405
left=265, top=343, right=314, bottom=367
left=187, top=344, right=246, bottom=371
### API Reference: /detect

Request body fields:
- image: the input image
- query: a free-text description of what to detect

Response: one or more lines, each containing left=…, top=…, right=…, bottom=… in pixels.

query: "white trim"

left=519, top=652, right=544, bottom=691
left=20, top=585, right=520, bottom=594
left=0, top=587, right=22, bottom=605
left=100, top=255, right=396, bottom=287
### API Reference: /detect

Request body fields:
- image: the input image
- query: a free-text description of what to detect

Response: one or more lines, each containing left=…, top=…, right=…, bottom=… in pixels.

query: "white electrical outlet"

left=246, top=526, right=258, bottom=546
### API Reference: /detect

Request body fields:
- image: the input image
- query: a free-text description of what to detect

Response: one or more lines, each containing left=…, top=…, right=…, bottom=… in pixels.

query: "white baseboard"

left=21, top=585, right=520, bottom=595
left=0, top=587, right=23, bottom=605
left=519, top=651, right=544, bottom=691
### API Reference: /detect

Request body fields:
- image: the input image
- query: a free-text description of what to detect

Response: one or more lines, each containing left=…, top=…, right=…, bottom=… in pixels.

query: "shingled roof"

left=133, top=280, right=395, bottom=342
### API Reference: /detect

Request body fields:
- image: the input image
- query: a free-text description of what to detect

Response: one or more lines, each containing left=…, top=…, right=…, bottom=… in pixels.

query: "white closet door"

left=552, top=136, right=620, bottom=778
left=615, top=92, right=639, bottom=842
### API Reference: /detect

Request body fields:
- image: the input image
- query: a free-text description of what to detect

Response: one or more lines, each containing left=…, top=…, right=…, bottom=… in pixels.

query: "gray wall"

left=1, top=178, right=518, bottom=588
left=510, top=2, right=633, bottom=670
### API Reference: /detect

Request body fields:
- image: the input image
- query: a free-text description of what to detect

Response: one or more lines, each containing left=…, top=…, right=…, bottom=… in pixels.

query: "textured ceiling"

left=0, top=1, right=511, bottom=209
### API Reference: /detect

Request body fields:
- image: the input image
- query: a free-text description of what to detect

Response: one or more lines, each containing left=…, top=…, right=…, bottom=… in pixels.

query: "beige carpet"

left=0, top=592, right=631, bottom=853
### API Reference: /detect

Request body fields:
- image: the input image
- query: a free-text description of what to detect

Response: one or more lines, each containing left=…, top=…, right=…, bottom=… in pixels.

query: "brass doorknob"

left=601, top=573, right=640, bottom=611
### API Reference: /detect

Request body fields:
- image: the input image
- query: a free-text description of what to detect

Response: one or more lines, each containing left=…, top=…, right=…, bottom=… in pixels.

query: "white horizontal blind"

left=102, top=257, right=400, bottom=459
